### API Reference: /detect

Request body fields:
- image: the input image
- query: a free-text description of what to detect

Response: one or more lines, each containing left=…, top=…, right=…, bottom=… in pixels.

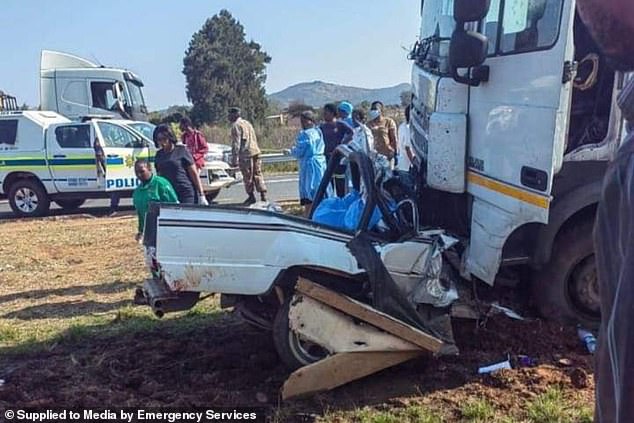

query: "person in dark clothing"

left=320, top=103, right=353, bottom=197
left=152, top=124, right=208, bottom=205
left=577, top=0, right=634, bottom=421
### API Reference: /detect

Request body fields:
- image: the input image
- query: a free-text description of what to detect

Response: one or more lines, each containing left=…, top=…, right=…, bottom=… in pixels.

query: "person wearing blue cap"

left=337, top=101, right=354, bottom=128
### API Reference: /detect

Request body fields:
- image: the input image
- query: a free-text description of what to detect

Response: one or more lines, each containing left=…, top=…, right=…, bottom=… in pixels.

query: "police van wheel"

left=272, top=298, right=328, bottom=370
left=531, top=219, right=600, bottom=329
left=8, top=179, right=50, bottom=217
left=55, top=199, right=86, bottom=210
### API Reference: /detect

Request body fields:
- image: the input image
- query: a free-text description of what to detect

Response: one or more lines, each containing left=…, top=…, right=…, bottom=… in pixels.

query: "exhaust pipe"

left=140, top=279, right=200, bottom=318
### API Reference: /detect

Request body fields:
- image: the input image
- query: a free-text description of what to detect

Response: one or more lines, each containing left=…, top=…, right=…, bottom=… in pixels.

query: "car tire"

left=55, top=199, right=86, bottom=210
left=8, top=179, right=51, bottom=217
left=272, top=297, right=328, bottom=371
left=531, top=219, right=600, bottom=329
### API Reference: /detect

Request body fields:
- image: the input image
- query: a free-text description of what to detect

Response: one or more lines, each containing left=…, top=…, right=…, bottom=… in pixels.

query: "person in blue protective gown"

left=285, top=110, right=328, bottom=217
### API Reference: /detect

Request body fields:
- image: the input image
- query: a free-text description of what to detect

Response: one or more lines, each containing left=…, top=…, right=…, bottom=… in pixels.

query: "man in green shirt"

left=133, top=160, right=179, bottom=241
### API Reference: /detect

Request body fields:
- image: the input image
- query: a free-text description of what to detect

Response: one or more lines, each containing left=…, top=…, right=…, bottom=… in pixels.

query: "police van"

left=0, top=111, right=237, bottom=217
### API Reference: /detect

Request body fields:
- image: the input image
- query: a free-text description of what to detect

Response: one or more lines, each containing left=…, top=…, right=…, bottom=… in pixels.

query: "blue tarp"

left=312, top=191, right=382, bottom=231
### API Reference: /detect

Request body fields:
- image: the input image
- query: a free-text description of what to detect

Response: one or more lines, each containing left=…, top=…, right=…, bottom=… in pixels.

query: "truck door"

left=464, top=0, right=576, bottom=283
left=47, top=123, right=100, bottom=192
left=94, top=121, right=151, bottom=192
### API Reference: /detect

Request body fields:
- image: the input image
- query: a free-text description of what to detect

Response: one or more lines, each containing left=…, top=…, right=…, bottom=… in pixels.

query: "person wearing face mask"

left=132, top=159, right=179, bottom=242
left=153, top=124, right=208, bottom=206
left=576, top=0, right=634, bottom=421
left=367, top=101, right=398, bottom=168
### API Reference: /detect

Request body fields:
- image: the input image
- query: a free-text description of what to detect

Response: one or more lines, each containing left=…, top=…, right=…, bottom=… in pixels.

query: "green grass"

left=525, top=387, right=592, bottom=423
left=0, top=299, right=221, bottom=356
left=321, top=404, right=444, bottom=423
left=460, top=399, right=496, bottom=422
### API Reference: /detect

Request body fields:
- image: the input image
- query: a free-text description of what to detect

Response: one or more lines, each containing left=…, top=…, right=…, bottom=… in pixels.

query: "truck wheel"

left=531, top=219, right=600, bottom=328
left=55, top=199, right=86, bottom=210
left=205, top=190, right=220, bottom=202
left=272, top=298, right=328, bottom=370
left=8, top=179, right=50, bottom=217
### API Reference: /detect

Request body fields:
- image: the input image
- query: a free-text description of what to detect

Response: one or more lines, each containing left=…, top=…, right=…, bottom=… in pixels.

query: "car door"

left=46, top=123, right=99, bottom=192
left=94, top=120, right=150, bottom=192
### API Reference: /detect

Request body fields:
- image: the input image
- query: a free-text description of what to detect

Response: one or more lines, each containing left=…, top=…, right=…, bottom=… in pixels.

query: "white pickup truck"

left=0, top=111, right=239, bottom=217
left=139, top=148, right=457, bottom=369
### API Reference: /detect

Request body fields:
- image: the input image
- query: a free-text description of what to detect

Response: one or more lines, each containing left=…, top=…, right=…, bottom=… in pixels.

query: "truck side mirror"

left=450, top=0, right=490, bottom=87
left=450, top=30, right=488, bottom=69
left=454, top=0, right=491, bottom=23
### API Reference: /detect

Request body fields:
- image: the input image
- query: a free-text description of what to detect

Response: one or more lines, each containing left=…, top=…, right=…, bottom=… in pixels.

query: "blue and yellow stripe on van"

left=0, top=154, right=155, bottom=171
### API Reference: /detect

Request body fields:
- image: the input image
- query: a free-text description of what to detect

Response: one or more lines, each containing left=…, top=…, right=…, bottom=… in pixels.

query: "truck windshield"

left=420, top=0, right=455, bottom=40
left=126, top=81, right=145, bottom=108
left=417, top=0, right=564, bottom=63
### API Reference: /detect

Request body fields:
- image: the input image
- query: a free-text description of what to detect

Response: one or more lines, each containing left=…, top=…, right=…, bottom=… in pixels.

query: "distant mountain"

left=268, top=81, right=411, bottom=108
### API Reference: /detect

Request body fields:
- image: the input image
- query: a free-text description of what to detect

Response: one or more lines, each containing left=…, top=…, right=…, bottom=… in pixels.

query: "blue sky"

left=0, top=1, right=420, bottom=110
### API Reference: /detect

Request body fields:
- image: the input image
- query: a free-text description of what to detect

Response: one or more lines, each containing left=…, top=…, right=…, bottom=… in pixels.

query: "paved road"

left=0, top=174, right=299, bottom=221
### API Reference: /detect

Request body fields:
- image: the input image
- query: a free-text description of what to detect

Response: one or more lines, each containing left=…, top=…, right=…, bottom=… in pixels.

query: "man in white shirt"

left=397, top=105, right=415, bottom=171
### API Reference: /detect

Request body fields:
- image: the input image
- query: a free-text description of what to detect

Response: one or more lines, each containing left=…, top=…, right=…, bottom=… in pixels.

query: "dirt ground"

left=0, top=216, right=595, bottom=422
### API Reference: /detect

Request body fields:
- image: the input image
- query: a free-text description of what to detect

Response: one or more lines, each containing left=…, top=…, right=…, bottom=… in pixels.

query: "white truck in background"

left=40, top=50, right=148, bottom=122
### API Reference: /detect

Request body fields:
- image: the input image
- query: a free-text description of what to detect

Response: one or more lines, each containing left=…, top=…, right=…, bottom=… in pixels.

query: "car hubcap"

left=15, top=188, right=38, bottom=213
left=568, top=255, right=600, bottom=318
left=288, top=331, right=327, bottom=365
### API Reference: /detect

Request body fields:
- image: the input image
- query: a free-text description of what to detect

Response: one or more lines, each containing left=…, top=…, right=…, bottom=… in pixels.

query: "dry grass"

left=0, top=215, right=595, bottom=422
left=0, top=216, right=219, bottom=350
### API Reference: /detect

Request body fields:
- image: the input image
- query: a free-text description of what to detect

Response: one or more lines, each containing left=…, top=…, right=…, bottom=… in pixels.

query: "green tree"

left=183, top=10, right=271, bottom=125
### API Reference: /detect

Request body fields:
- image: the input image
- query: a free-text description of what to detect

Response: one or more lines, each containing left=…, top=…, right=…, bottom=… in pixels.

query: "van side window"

left=90, top=82, right=116, bottom=110
left=98, top=122, right=142, bottom=148
left=55, top=125, right=91, bottom=148
left=0, top=120, right=18, bottom=145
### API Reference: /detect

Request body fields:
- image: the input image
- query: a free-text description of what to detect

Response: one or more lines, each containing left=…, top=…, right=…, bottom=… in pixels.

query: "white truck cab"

left=40, top=50, right=148, bottom=122
left=0, top=112, right=236, bottom=217
left=409, top=0, right=622, bottom=325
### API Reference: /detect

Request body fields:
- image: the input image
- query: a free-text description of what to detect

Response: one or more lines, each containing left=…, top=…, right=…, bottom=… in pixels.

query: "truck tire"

left=55, top=199, right=86, bottom=210
left=272, top=298, right=328, bottom=370
left=205, top=190, right=220, bottom=202
left=8, top=179, right=51, bottom=217
left=531, top=219, right=600, bottom=328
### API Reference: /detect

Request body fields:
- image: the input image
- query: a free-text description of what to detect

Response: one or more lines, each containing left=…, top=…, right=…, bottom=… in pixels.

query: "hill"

left=268, top=81, right=411, bottom=108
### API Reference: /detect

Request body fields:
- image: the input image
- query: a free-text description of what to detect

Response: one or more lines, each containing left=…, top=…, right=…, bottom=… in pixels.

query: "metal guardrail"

left=260, top=153, right=295, bottom=164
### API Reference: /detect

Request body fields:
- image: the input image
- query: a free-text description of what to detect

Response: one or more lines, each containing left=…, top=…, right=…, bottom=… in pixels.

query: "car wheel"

left=8, top=179, right=50, bottom=217
left=531, top=219, right=600, bottom=329
left=272, top=298, right=328, bottom=370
